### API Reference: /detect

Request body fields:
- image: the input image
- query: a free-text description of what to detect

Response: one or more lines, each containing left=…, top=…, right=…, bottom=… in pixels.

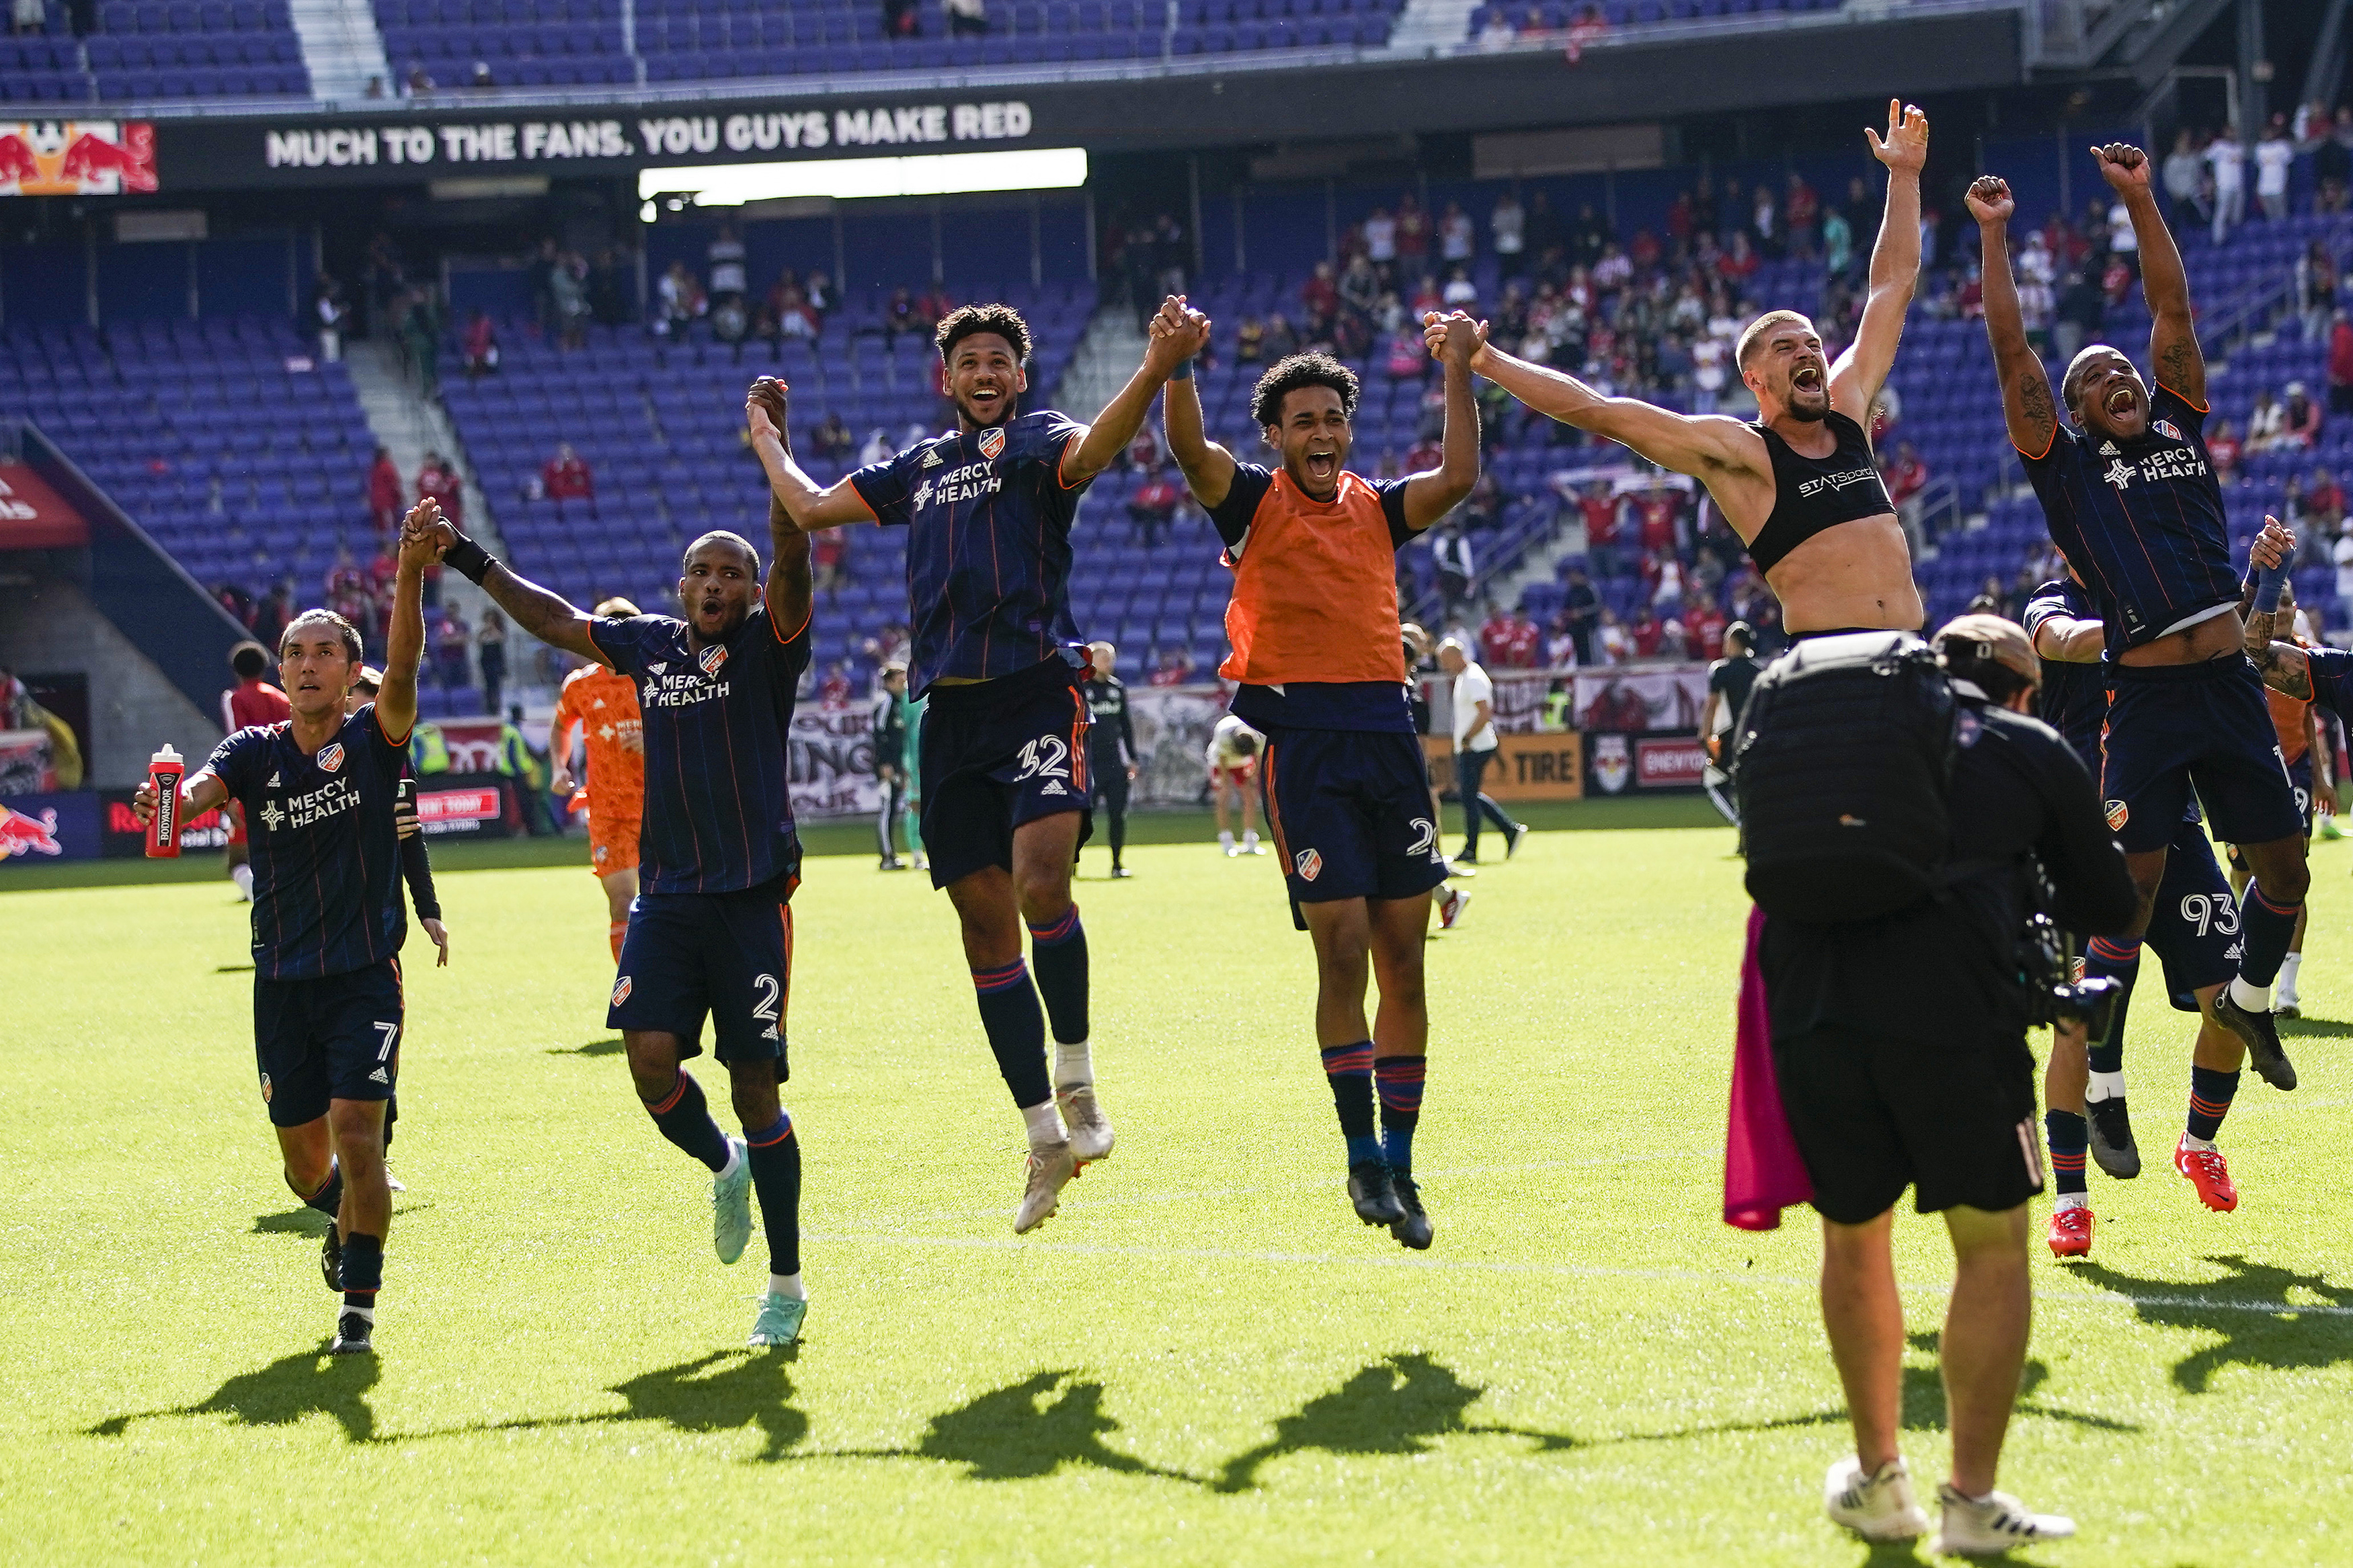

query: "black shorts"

left=919, top=657, right=1094, bottom=889
left=253, top=958, right=404, bottom=1128
left=1259, top=726, right=1449, bottom=925
left=2102, top=657, right=2303, bottom=853
left=610, top=869, right=796, bottom=1069
left=2148, top=815, right=2238, bottom=1008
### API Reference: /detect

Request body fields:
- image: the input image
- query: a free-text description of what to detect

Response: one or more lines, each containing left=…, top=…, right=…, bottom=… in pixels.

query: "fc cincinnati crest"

left=259, top=1072, right=272, bottom=1104
left=2152, top=419, right=2184, bottom=442
left=316, top=743, right=345, bottom=773
left=978, top=427, right=1006, bottom=460
left=612, top=975, right=633, bottom=1007
left=2105, top=799, right=2129, bottom=831
left=1294, top=848, right=1322, bottom=882
left=698, top=644, right=728, bottom=677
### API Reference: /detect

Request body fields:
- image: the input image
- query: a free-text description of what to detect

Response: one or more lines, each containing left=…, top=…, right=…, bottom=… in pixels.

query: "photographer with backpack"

left=1738, top=616, right=2136, bottom=1555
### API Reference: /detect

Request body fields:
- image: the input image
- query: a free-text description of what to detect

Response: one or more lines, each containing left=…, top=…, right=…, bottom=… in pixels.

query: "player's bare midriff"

left=1760, top=512, right=1925, bottom=634
left=2116, top=606, right=2244, bottom=667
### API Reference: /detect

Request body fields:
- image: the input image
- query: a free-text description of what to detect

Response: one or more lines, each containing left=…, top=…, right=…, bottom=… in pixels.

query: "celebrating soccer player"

left=754, top=301, right=1199, bottom=1233
left=1450, top=101, right=1930, bottom=635
left=1972, top=155, right=2307, bottom=1100
left=133, top=503, right=436, bottom=1356
left=1162, top=310, right=1481, bottom=1249
left=411, top=390, right=817, bottom=1350
left=549, top=597, right=647, bottom=962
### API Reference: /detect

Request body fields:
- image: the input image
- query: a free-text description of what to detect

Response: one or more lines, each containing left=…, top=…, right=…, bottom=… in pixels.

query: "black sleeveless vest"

left=1745, top=411, right=1895, bottom=573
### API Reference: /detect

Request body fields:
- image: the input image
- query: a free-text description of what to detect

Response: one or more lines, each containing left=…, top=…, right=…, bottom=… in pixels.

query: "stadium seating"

left=0, top=0, right=312, bottom=104
left=1465, top=0, right=1840, bottom=38
left=375, top=0, right=634, bottom=89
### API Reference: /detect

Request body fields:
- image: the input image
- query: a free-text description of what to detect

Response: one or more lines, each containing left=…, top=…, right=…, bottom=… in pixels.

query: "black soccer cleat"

left=1389, top=1172, right=1433, bottom=1251
left=329, top=1311, right=374, bottom=1356
left=2215, top=991, right=2298, bottom=1091
left=1506, top=821, right=1531, bottom=860
left=320, top=1222, right=343, bottom=1292
left=2085, top=1097, right=2141, bottom=1180
left=1348, top=1160, right=1406, bottom=1227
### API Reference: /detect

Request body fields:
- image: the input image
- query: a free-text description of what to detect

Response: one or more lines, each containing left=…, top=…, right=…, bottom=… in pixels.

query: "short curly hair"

left=936, top=303, right=1033, bottom=367
left=1250, top=352, right=1359, bottom=429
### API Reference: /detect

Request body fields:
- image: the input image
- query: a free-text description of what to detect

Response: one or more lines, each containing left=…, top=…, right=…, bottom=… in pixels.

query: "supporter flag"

left=1724, top=905, right=1812, bottom=1229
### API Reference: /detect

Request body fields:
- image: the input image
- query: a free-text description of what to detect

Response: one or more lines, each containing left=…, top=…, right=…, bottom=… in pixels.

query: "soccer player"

left=1972, top=158, right=2307, bottom=1098
left=2223, top=577, right=2328, bottom=1018
left=219, top=640, right=290, bottom=902
left=1205, top=712, right=1265, bottom=857
left=752, top=301, right=1200, bottom=1232
left=872, top=661, right=911, bottom=870
left=1082, top=641, right=1139, bottom=878
left=1453, top=101, right=1931, bottom=636
left=549, top=597, right=647, bottom=962
left=1163, top=311, right=1481, bottom=1249
left=2024, top=566, right=2251, bottom=1239
left=133, top=509, right=434, bottom=1356
left=414, top=386, right=817, bottom=1350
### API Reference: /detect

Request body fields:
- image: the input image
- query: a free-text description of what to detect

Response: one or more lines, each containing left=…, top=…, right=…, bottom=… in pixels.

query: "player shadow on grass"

left=1897, top=1330, right=2139, bottom=1434
left=811, top=1369, right=1207, bottom=1484
left=473, top=1350, right=810, bottom=1462
left=2071, top=1255, right=2353, bottom=1394
left=2276, top=1014, right=2353, bottom=1038
left=1213, top=1353, right=1579, bottom=1492
left=87, top=1346, right=380, bottom=1444
left=547, top=1037, right=627, bottom=1057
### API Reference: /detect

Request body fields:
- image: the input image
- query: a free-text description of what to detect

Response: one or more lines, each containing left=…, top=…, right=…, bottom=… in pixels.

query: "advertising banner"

left=0, top=790, right=101, bottom=862
left=1423, top=733, right=1583, bottom=802
left=416, top=773, right=513, bottom=839
left=0, top=121, right=156, bottom=195
left=99, top=787, right=231, bottom=855
left=1568, top=667, right=1708, bottom=733
left=1583, top=731, right=1708, bottom=796
left=789, top=702, right=880, bottom=819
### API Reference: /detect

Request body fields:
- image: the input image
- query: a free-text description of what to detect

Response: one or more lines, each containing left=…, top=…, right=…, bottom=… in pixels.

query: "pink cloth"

left=1724, top=904, right=1814, bottom=1230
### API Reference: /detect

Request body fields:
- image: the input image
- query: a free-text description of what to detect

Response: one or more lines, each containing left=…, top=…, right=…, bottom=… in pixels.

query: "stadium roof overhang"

left=132, top=5, right=2028, bottom=194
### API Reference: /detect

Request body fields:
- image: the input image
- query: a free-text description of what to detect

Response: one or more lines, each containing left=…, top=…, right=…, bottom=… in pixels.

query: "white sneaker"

left=1014, top=1139, right=1076, bottom=1233
left=1057, top=1084, right=1115, bottom=1163
left=1243, top=831, right=1265, bottom=855
left=1933, top=1483, right=2076, bottom=1556
left=1825, top=1456, right=1929, bottom=1542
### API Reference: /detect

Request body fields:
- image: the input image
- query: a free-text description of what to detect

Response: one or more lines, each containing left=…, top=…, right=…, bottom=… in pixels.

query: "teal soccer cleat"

left=712, top=1137, right=752, bottom=1264
left=748, top=1292, right=807, bottom=1348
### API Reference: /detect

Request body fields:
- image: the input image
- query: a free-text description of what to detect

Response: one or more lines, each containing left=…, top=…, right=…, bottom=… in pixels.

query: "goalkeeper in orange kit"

left=551, top=596, right=648, bottom=962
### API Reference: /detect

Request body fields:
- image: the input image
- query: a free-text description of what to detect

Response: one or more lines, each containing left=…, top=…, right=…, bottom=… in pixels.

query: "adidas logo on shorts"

left=369, top=1067, right=389, bottom=1085
left=1040, top=780, right=1066, bottom=796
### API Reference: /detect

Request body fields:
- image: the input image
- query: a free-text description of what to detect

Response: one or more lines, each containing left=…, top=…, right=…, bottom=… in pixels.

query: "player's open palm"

left=1865, top=99, right=1927, bottom=174
left=1964, top=176, right=2013, bottom=227
left=2092, top=142, right=2150, bottom=192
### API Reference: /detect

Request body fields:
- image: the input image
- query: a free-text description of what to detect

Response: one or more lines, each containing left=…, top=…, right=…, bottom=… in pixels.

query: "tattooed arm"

left=2243, top=516, right=2311, bottom=697
left=2094, top=141, right=2207, bottom=410
left=1966, top=177, right=2061, bottom=458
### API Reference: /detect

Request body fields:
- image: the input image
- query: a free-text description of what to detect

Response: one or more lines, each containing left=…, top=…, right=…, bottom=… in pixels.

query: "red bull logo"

left=0, top=121, right=157, bottom=196
left=0, top=802, right=63, bottom=858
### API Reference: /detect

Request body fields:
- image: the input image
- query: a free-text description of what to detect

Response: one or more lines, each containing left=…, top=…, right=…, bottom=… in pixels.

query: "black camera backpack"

left=1732, top=630, right=1963, bottom=923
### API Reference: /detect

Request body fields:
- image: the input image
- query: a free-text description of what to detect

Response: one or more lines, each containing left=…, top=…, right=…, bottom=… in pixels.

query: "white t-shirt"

left=2333, top=532, right=2353, bottom=602
left=2206, top=139, right=2244, bottom=191
left=2107, top=202, right=2137, bottom=254
left=1205, top=713, right=1263, bottom=770
left=1362, top=213, right=1397, bottom=262
left=1691, top=335, right=1726, bottom=390
left=1451, top=661, right=1497, bottom=751
left=707, top=238, right=747, bottom=294
left=1440, top=212, right=1474, bottom=261
left=2256, top=139, right=2296, bottom=198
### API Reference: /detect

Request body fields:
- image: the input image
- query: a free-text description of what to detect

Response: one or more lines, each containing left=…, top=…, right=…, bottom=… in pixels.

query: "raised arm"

left=378, top=498, right=432, bottom=741
left=1461, top=332, right=1759, bottom=482
left=2029, top=603, right=2104, bottom=663
left=746, top=376, right=877, bottom=534
left=1157, top=308, right=1232, bottom=507
left=1831, top=100, right=1927, bottom=418
left=1966, top=177, right=2061, bottom=459
left=1062, top=297, right=1205, bottom=486
left=1398, top=313, right=1482, bottom=531
left=2097, top=142, right=2205, bottom=408
left=415, top=499, right=601, bottom=663
left=2245, top=515, right=2313, bottom=697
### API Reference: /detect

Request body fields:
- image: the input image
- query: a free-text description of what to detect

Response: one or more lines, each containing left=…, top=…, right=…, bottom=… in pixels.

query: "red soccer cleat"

left=2174, top=1136, right=2239, bottom=1212
left=2046, top=1204, right=2093, bottom=1258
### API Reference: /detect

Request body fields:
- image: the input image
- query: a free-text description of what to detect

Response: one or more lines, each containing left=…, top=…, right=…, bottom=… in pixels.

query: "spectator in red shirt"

left=416, top=451, right=463, bottom=530
left=819, top=663, right=853, bottom=706
left=541, top=442, right=595, bottom=501
left=1129, top=468, right=1183, bottom=548
left=1683, top=600, right=1727, bottom=662
left=1577, top=483, right=1626, bottom=578
left=1633, top=481, right=1681, bottom=555
left=1302, top=260, right=1339, bottom=320
left=1478, top=603, right=1516, bottom=667
left=366, top=446, right=402, bottom=534
left=2330, top=310, right=2353, bottom=417
left=811, top=530, right=846, bottom=593
left=1786, top=173, right=1819, bottom=256
left=1486, top=606, right=1540, bottom=669
left=2208, top=419, right=2243, bottom=482
left=1628, top=605, right=1665, bottom=660
left=463, top=310, right=499, bottom=379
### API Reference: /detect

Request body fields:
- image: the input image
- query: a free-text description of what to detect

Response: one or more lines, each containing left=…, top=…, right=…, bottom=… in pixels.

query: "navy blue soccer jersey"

left=2299, top=646, right=2353, bottom=718
left=588, top=600, right=813, bottom=896
left=2021, top=383, right=2239, bottom=656
left=2021, top=577, right=2106, bottom=769
left=200, top=704, right=411, bottom=981
left=850, top=410, right=1092, bottom=695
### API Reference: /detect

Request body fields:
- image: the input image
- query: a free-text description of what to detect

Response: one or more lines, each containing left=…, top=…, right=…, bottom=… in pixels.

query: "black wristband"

left=443, top=536, right=495, bottom=585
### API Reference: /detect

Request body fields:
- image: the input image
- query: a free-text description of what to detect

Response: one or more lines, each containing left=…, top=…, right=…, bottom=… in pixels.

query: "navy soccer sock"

left=341, top=1231, right=383, bottom=1313
left=2044, top=1110, right=2089, bottom=1200
left=744, top=1113, right=801, bottom=1278
left=645, top=1070, right=732, bottom=1172
left=973, top=958, right=1053, bottom=1109
left=2187, top=1066, right=2241, bottom=1142
left=296, top=1163, right=344, bottom=1219
left=1375, top=1054, right=1427, bottom=1175
left=2237, top=880, right=2301, bottom=992
left=1321, top=1040, right=1382, bottom=1167
left=2082, top=935, right=2141, bottom=1077
left=1026, top=904, right=1090, bottom=1046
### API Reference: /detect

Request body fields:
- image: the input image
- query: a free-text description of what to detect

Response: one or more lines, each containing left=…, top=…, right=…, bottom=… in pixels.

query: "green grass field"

left=4, top=818, right=2350, bottom=1566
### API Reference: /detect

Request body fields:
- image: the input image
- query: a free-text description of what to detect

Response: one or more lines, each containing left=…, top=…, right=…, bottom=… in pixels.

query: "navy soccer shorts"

left=2100, top=657, right=2303, bottom=854
left=1259, top=727, right=1449, bottom=926
left=2145, top=816, right=2238, bottom=1009
left=918, top=658, right=1094, bottom=890
left=253, top=958, right=404, bottom=1128
left=610, top=868, right=797, bottom=1068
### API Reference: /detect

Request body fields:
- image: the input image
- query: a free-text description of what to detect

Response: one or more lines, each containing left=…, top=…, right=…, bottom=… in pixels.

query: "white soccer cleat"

left=1014, top=1139, right=1076, bottom=1233
left=1933, top=1483, right=2076, bottom=1557
left=1824, top=1456, right=1929, bottom=1542
left=1058, top=1084, right=1115, bottom=1164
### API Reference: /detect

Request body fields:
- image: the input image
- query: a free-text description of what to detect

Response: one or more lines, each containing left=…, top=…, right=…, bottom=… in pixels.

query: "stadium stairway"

left=1053, top=306, right=1151, bottom=429
left=1384, top=0, right=1477, bottom=54
left=290, top=0, right=391, bottom=99
left=346, top=339, right=505, bottom=630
